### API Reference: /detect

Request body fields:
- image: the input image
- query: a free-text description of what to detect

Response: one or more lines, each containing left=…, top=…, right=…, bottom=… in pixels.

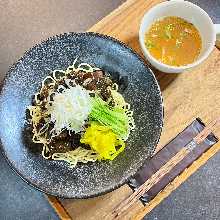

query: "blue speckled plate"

left=0, top=32, right=163, bottom=198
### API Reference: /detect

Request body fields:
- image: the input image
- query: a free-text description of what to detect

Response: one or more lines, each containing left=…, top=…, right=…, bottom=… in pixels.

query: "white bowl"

left=139, top=0, right=217, bottom=73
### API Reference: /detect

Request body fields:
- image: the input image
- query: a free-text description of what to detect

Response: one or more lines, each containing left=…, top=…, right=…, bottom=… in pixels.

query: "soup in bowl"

left=145, top=16, right=202, bottom=67
left=139, top=0, right=217, bottom=73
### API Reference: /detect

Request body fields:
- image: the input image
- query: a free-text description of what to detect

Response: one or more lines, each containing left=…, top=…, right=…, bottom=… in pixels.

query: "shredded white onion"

left=48, top=85, right=92, bottom=134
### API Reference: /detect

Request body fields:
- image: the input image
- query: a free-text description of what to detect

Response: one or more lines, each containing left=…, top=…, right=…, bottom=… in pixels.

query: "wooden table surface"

left=48, top=0, right=220, bottom=219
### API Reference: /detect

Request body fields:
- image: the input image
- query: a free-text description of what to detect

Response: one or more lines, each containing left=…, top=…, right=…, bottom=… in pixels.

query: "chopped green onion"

left=164, top=24, right=173, bottom=39
left=164, top=29, right=172, bottom=39
left=146, top=40, right=155, bottom=49
left=176, top=39, right=182, bottom=48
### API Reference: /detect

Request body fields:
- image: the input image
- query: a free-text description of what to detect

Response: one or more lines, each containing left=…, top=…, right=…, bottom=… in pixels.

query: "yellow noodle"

left=28, top=59, right=135, bottom=167
left=28, top=59, right=102, bottom=167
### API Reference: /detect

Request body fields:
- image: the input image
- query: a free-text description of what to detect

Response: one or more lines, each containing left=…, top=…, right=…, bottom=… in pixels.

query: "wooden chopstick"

left=194, top=118, right=220, bottom=144
left=109, top=118, right=220, bottom=219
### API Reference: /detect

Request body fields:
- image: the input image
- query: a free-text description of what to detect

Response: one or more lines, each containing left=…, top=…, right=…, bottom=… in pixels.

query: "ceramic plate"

left=0, top=32, right=163, bottom=198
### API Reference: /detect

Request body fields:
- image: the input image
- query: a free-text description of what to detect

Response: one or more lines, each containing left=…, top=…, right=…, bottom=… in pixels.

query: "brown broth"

left=145, top=16, right=202, bottom=66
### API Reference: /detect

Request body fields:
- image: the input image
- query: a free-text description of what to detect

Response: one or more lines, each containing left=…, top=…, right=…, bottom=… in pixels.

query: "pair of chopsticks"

left=108, top=118, right=220, bottom=219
